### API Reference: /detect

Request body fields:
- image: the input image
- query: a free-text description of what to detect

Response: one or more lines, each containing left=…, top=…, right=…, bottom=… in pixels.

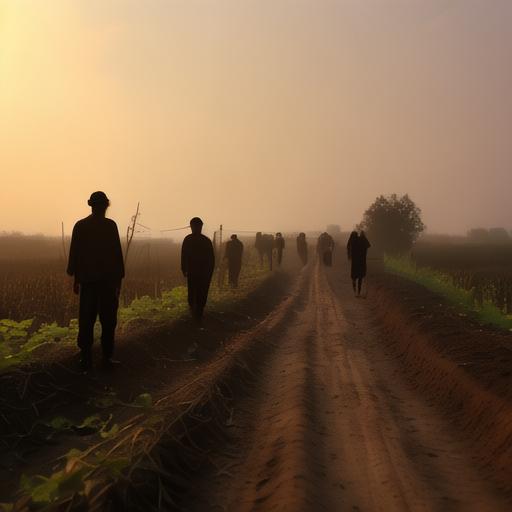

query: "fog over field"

left=1, top=0, right=511, bottom=235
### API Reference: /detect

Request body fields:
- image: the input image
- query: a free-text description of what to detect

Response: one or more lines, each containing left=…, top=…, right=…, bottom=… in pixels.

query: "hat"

left=190, top=217, right=203, bottom=226
left=88, top=191, right=109, bottom=207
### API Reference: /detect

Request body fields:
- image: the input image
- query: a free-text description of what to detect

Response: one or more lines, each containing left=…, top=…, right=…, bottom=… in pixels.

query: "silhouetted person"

left=347, top=231, right=371, bottom=296
left=224, top=234, right=244, bottom=288
left=317, top=232, right=335, bottom=266
left=181, top=217, right=215, bottom=322
left=67, top=191, right=125, bottom=371
left=255, top=232, right=274, bottom=270
left=296, top=232, right=308, bottom=266
left=274, top=232, right=285, bottom=267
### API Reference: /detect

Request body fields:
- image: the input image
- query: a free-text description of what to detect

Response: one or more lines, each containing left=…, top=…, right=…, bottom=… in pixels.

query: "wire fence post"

left=217, top=224, right=225, bottom=289
left=61, top=221, right=68, bottom=266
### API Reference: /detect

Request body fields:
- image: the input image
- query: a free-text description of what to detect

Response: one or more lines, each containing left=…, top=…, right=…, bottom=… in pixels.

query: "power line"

left=160, top=226, right=190, bottom=233
left=223, top=228, right=276, bottom=234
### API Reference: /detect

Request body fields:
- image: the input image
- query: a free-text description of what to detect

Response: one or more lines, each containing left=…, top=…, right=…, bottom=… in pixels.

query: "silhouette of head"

left=299, top=232, right=305, bottom=238
left=231, top=234, right=237, bottom=240
left=88, top=191, right=109, bottom=215
left=348, top=231, right=358, bottom=243
left=276, top=232, right=282, bottom=237
left=190, top=217, right=203, bottom=234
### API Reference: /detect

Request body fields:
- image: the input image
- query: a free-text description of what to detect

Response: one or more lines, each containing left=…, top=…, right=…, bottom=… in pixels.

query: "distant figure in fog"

left=317, top=232, right=335, bottom=266
left=255, top=232, right=274, bottom=270
left=296, top=232, right=308, bottom=266
left=347, top=231, right=371, bottom=296
left=274, top=232, right=285, bottom=267
left=224, top=234, right=244, bottom=288
left=67, top=191, right=125, bottom=371
left=181, top=217, right=215, bottom=322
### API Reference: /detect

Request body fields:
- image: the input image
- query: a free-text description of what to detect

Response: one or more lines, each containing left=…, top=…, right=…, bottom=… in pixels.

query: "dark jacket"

left=67, top=215, right=125, bottom=284
left=296, top=236, right=307, bottom=253
left=274, top=236, right=285, bottom=251
left=224, top=239, right=244, bottom=266
left=181, top=234, right=215, bottom=277
left=349, top=236, right=371, bottom=279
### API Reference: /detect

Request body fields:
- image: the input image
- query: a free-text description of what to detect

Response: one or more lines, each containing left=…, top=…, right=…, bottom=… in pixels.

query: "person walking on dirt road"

left=67, top=191, right=125, bottom=371
left=224, top=234, right=244, bottom=288
left=347, top=230, right=371, bottom=296
left=181, top=217, right=215, bottom=322
left=255, top=232, right=274, bottom=270
left=274, top=232, right=285, bottom=267
left=296, top=232, right=308, bottom=266
left=317, top=232, right=335, bottom=266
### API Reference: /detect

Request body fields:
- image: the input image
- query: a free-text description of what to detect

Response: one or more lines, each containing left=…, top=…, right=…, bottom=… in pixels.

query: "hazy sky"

left=1, top=0, right=511, bottom=236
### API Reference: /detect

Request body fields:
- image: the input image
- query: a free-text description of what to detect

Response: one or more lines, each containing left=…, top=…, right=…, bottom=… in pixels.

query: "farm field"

left=0, top=235, right=186, bottom=325
left=0, top=234, right=285, bottom=371
left=411, top=240, right=512, bottom=314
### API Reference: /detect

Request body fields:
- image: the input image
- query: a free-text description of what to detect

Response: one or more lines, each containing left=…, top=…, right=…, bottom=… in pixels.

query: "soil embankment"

left=369, top=271, right=512, bottom=496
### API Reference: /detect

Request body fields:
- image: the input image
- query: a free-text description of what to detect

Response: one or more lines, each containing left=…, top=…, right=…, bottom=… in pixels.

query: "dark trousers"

left=187, top=273, right=212, bottom=320
left=276, top=249, right=283, bottom=266
left=78, top=281, right=119, bottom=358
left=228, top=263, right=242, bottom=288
left=323, top=250, right=332, bottom=266
left=266, top=250, right=273, bottom=270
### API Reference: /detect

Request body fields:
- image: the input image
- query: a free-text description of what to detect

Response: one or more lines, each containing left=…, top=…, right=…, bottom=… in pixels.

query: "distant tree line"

left=467, top=227, right=511, bottom=242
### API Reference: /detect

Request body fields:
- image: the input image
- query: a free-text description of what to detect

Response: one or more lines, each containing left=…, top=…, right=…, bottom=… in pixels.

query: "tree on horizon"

left=360, top=194, right=425, bottom=254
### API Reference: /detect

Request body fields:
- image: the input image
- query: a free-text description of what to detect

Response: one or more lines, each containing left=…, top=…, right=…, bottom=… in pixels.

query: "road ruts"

left=181, top=261, right=510, bottom=512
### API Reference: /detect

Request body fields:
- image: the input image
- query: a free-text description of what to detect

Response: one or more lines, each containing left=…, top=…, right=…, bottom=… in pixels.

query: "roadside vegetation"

left=358, top=193, right=512, bottom=331
left=0, top=258, right=269, bottom=373
left=385, top=255, right=512, bottom=331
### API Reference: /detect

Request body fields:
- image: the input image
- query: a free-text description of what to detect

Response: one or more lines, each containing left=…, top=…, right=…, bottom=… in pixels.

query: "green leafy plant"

left=20, top=467, right=88, bottom=505
left=131, top=393, right=153, bottom=408
left=43, top=414, right=115, bottom=437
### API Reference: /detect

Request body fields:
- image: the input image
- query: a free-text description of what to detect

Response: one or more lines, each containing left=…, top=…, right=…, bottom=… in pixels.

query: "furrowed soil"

left=3, top=260, right=512, bottom=511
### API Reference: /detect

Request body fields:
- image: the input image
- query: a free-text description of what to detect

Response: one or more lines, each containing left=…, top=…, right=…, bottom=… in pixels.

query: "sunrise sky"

left=0, top=0, right=511, bottom=236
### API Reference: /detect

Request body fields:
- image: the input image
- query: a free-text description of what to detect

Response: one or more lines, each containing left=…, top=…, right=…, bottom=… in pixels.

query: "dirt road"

left=181, top=262, right=509, bottom=511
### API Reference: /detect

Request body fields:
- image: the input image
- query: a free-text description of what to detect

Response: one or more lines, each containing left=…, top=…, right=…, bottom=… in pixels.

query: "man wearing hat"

left=67, top=191, right=125, bottom=370
left=224, top=234, right=244, bottom=288
left=181, top=217, right=215, bottom=322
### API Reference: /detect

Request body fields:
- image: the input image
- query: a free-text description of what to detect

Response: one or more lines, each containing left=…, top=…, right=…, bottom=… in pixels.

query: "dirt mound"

left=370, top=273, right=512, bottom=494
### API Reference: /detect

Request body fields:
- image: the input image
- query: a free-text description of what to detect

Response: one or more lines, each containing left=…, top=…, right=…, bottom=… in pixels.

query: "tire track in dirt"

left=181, top=262, right=510, bottom=511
